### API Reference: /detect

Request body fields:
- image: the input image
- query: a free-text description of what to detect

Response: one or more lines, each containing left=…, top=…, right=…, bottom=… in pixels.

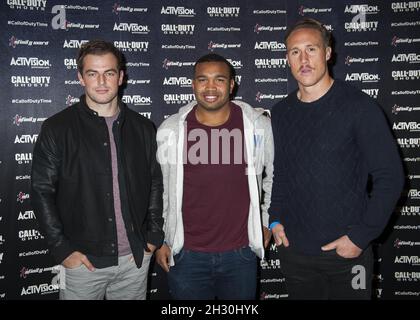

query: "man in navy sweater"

left=269, top=18, right=404, bottom=299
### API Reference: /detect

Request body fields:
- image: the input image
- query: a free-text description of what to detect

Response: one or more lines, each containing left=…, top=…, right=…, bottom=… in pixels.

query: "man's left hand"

left=321, top=235, right=362, bottom=258
left=263, top=226, right=272, bottom=248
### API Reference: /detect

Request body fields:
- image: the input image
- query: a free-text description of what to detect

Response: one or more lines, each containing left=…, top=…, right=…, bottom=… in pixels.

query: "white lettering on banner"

left=392, top=70, right=420, bottom=79
left=18, top=229, right=44, bottom=241
left=63, top=39, right=88, bottom=48
left=18, top=211, right=36, bottom=220
left=393, top=122, right=420, bottom=131
left=21, top=283, right=59, bottom=296
left=344, top=5, right=380, bottom=13
left=163, top=77, right=191, bottom=87
left=10, top=57, right=50, bottom=68
left=14, top=134, right=38, bottom=144
left=122, top=95, right=152, bottom=106
left=160, top=6, right=196, bottom=17
left=7, top=0, right=47, bottom=10
left=15, top=153, right=32, bottom=164
left=113, top=23, right=149, bottom=34
left=345, top=73, right=380, bottom=82
left=391, top=2, right=420, bottom=12
left=11, top=76, right=50, bottom=87
left=207, top=7, right=240, bottom=16
left=161, top=24, right=195, bottom=34
left=139, top=112, right=151, bottom=119
left=392, top=53, right=420, bottom=62
left=254, top=41, right=286, bottom=51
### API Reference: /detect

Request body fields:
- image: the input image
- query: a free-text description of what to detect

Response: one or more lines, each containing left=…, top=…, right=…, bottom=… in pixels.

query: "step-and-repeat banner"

left=0, top=0, right=419, bottom=300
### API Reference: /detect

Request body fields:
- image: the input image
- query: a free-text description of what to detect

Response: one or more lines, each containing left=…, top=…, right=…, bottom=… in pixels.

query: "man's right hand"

left=272, top=224, right=290, bottom=247
left=62, top=251, right=95, bottom=271
left=155, top=244, right=171, bottom=273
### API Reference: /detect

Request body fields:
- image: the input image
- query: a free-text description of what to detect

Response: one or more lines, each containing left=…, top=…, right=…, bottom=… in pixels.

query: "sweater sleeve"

left=268, top=105, right=286, bottom=225
left=347, top=100, right=404, bottom=249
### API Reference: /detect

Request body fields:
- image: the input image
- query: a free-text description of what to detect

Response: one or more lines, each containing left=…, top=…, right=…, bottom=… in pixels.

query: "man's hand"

left=146, top=243, right=157, bottom=254
left=263, top=226, right=272, bottom=248
left=272, top=224, right=289, bottom=247
left=62, top=251, right=95, bottom=271
left=321, top=235, right=362, bottom=258
left=155, top=244, right=171, bottom=273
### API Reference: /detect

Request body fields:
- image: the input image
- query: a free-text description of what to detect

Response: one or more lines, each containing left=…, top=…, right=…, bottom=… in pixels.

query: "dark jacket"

left=31, top=95, right=164, bottom=268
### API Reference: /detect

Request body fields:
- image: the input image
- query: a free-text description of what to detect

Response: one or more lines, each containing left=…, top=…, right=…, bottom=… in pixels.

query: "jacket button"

left=103, top=142, right=108, bottom=146
left=108, top=218, right=113, bottom=222
left=111, top=243, right=115, bottom=247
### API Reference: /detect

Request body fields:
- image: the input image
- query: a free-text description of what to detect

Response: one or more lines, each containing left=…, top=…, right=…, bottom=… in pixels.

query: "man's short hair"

left=284, top=18, right=332, bottom=48
left=77, top=40, right=123, bottom=74
left=193, top=53, right=235, bottom=80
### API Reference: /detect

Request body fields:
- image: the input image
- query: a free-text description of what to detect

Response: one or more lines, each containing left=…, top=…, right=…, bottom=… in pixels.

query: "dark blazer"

left=31, top=95, right=163, bottom=268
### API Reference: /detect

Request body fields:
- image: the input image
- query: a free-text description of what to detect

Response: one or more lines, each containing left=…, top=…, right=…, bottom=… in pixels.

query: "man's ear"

left=326, top=46, right=332, bottom=61
left=118, top=70, right=124, bottom=86
left=77, top=72, right=85, bottom=87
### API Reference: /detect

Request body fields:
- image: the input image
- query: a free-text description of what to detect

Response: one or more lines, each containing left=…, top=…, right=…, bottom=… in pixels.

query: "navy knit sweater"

left=269, top=79, right=404, bottom=255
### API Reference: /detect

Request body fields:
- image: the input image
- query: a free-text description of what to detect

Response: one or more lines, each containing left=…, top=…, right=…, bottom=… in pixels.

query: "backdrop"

left=0, top=0, right=419, bottom=300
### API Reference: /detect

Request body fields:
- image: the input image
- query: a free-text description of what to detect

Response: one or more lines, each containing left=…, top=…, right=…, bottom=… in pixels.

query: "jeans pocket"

left=173, top=249, right=186, bottom=264
left=238, top=246, right=256, bottom=262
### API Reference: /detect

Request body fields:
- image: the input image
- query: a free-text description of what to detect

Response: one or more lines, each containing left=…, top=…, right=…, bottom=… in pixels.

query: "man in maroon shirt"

left=156, top=54, right=274, bottom=299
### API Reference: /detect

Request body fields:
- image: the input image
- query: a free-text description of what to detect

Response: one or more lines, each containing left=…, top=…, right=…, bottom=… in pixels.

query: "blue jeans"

left=167, top=247, right=257, bottom=300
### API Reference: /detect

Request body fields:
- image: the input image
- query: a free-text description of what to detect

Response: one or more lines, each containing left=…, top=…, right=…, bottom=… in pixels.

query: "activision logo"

left=392, top=53, right=420, bottom=63
left=163, top=77, right=192, bottom=87
left=160, top=6, right=196, bottom=17
left=18, top=210, right=36, bottom=220
left=395, top=256, right=420, bottom=266
left=122, top=95, right=152, bottom=106
left=345, top=73, right=380, bottom=82
left=21, top=283, right=59, bottom=296
left=393, top=121, right=420, bottom=132
left=254, top=41, right=286, bottom=51
left=344, top=4, right=380, bottom=14
left=10, top=56, right=50, bottom=69
left=14, top=134, right=38, bottom=144
left=113, top=23, right=150, bottom=34
left=63, top=39, right=89, bottom=49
